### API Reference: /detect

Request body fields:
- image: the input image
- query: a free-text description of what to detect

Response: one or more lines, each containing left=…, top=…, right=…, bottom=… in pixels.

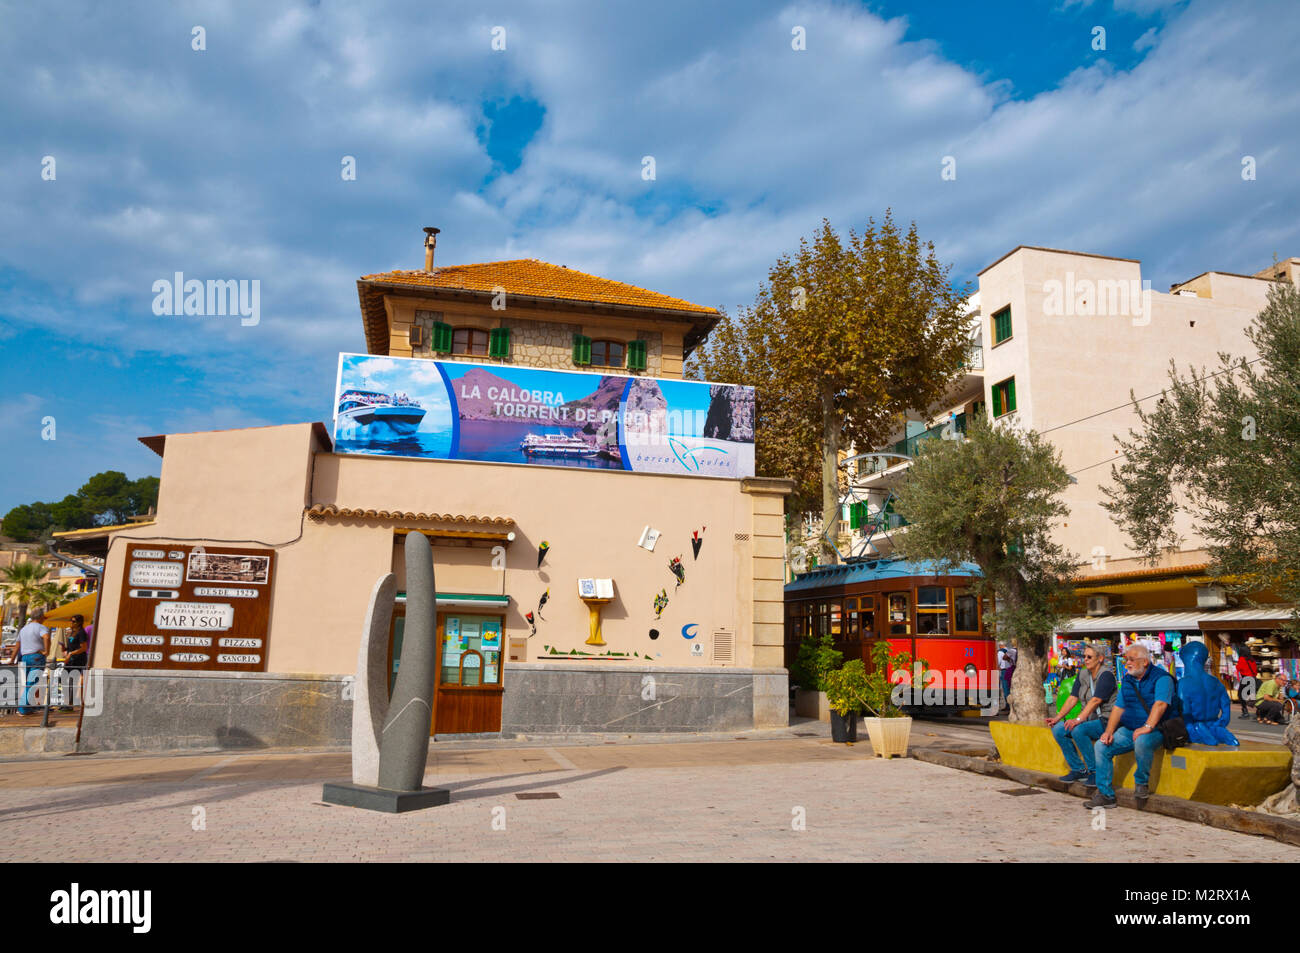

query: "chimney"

left=423, top=227, right=441, bottom=271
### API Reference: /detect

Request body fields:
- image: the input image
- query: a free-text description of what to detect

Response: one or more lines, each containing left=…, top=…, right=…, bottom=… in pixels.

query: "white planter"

left=862, top=716, right=912, bottom=759
left=794, top=688, right=830, bottom=721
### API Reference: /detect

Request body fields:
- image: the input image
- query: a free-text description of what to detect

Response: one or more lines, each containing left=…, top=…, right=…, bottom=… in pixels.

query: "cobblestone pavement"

left=0, top=736, right=1296, bottom=862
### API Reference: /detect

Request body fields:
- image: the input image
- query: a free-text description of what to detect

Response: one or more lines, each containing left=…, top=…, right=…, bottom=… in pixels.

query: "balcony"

left=960, top=344, right=983, bottom=371
left=859, top=412, right=967, bottom=476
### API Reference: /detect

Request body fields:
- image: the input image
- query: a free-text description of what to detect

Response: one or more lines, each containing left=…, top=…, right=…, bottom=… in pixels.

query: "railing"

left=860, top=413, right=967, bottom=475
left=960, top=345, right=983, bottom=371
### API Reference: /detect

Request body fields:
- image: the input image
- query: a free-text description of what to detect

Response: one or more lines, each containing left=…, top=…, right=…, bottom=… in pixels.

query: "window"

left=916, top=586, right=950, bottom=635
left=845, top=597, right=859, bottom=640
left=992, top=305, right=1012, bottom=345
left=887, top=592, right=910, bottom=636
left=488, top=327, right=511, bottom=359
left=955, top=591, right=979, bottom=632
left=858, top=595, right=876, bottom=639
left=829, top=601, right=842, bottom=637
left=590, top=340, right=625, bottom=368
left=992, top=377, right=1017, bottom=417
left=452, top=328, right=489, bottom=356
left=627, top=339, right=648, bottom=371
left=440, top=615, right=503, bottom=686
left=572, top=334, right=592, bottom=366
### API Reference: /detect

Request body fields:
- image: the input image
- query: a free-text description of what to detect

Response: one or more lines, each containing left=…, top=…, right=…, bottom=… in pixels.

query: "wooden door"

left=433, top=612, right=504, bottom=734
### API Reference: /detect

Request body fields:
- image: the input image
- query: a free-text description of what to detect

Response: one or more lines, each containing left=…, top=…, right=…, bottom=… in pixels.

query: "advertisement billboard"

left=332, top=352, right=755, bottom=479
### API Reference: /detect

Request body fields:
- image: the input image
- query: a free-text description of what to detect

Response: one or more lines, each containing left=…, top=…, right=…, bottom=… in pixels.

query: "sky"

left=2, top=0, right=1298, bottom=514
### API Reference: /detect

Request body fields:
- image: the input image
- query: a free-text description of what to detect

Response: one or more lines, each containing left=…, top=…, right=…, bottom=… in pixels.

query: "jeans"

left=19, top=653, right=45, bottom=714
left=1000, top=669, right=1012, bottom=702
left=1094, top=725, right=1164, bottom=798
left=1051, top=718, right=1105, bottom=776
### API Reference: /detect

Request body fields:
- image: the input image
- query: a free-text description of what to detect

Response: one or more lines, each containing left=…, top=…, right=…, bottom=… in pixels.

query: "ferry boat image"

left=519, top=433, right=598, bottom=457
left=336, top=389, right=426, bottom=440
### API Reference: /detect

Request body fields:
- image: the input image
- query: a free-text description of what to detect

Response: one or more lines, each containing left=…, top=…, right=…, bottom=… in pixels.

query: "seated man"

left=1047, top=642, right=1117, bottom=788
left=1085, top=642, right=1174, bottom=809
left=1256, top=670, right=1289, bottom=725
left=1178, top=641, right=1239, bottom=745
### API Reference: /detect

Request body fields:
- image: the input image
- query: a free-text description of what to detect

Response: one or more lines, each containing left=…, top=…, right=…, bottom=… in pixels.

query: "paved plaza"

left=1, top=727, right=1297, bottom=862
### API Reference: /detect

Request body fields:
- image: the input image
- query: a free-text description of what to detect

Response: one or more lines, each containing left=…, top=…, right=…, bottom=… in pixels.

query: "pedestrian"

left=998, top=643, right=1017, bottom=710
left=1085, top=642, right=1175, bottom=809
left=16, top=609, right=50, bottom=716
left=1255, top=670, right=1288, bottom=726
left=1235, top=643, right=1258, bottom=720
left=58, top=615, right=89, bottom=712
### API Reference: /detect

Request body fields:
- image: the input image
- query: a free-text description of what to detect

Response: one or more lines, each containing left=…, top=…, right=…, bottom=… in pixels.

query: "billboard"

left=332, top=352, right=755, bottom=479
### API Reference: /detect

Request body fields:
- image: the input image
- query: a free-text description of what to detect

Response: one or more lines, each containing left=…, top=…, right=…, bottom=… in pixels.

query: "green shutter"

left=627, top=339, right=647, bottom=371
left=432, top=322, right=452, bottom=354
left=573, top=334, right=591, bottom=365
left=993, top=306, right=1012, bottom=344
left=489, top=327, right=510, bottom=359
left=992, top=383, right=1003, bottom=417
left=1006, top=377, right=1016, bottom=414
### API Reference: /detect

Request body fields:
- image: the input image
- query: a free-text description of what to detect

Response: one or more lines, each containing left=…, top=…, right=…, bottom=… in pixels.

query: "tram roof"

left=785, top=559, right=983, bottom=593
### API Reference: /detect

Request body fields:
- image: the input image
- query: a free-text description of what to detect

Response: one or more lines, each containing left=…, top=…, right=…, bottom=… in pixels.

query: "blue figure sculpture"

left=1178, top=641, right=1239, bottom=746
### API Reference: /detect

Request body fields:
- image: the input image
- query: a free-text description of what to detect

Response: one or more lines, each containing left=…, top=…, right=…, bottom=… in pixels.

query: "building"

left=835, top=246, right=1299, bottom=678
left=78, top=230, right=793, bottom=752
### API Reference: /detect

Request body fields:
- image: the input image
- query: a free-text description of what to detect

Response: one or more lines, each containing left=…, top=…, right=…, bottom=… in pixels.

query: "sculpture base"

left=321, top=781, right=450, bottom=813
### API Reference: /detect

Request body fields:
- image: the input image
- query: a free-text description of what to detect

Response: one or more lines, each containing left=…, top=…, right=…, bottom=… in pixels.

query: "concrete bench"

left=990, top=721, right=1291, bottom=807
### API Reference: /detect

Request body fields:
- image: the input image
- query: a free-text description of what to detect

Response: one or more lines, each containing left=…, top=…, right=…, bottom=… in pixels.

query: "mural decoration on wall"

left=668, top=555, right=685, bottom=590
left=537, top=541, right=550, bottom=568
left=653, top=589, right=669, bottom=619
left=649, top=628, right=660, bottom=640
left=332, top=354, right=756, bottom=479
left=681, top=623, right=699, bottom=640
left=537, top=588, right=550, bottom=619
left=637, top=526, right=661, bottom=551
left=691, top=527, right=705, bottom=560
left=525, top=611, right=537, bottom=637
left=542, top=645, right=654, bottom=659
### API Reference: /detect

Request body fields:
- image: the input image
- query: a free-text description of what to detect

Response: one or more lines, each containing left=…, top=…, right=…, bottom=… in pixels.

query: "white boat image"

left=337, top=389, right=426, bottom=440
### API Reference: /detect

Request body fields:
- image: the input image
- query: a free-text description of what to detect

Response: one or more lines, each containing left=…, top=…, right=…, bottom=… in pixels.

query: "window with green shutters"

left=627, top=339, right=648, bottom=371
left=572, top=334, right=592, bottom=366
left=992, top=306, right=1012, bottom=345
left=992, top=376, right=1017, bottom=417
left=488, top=327, right=511, bottom=359
left=431, top=322, right=453, bottom=354
left=849, top=500, right=868, bottom=529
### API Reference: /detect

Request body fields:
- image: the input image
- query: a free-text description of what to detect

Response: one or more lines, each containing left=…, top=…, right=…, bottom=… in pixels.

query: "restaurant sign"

left=112, top=544, right=275, bottom=673
left=332, top=352, right=757, bottom=479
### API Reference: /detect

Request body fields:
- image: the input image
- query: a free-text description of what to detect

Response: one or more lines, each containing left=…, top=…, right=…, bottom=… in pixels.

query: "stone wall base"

left=76, top=666, right=789, bottom=753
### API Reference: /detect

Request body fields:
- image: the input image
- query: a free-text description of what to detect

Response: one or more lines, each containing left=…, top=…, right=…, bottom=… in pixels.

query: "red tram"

left=785, top=559, right=999, bottom=712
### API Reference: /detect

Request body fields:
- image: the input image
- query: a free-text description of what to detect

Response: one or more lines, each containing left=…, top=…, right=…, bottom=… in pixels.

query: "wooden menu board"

left=112, top=543, right=275, bottom=672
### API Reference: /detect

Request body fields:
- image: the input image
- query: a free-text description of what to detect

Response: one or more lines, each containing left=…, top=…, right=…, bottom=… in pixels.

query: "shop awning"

left=1060, top=606, right=1297, bottom=634
left=40, top=591, right=97, bottom=627
left=395, top=593, right=511, bottom=609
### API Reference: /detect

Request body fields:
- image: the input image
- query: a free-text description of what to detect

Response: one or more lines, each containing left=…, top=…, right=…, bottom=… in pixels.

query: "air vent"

left=713, top=628, right=735, bottom=664
left=734, top=533, right=750, bottom=541
left=1086, top=595, right=1110, bottom=617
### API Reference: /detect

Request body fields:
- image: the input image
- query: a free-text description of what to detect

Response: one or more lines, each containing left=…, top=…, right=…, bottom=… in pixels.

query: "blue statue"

left=1178, top=641, right=1239, bottom=746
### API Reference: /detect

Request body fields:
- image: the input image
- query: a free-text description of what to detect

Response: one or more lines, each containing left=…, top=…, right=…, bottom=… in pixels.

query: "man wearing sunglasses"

left=1085, top=642, right=1174, bottom=809
left=1046, top=643, right=1117, bottom=789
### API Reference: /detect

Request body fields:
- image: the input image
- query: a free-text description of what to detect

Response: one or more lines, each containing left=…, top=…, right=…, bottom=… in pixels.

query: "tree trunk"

left=1257, top=717, right=1300, bottom=815
left=820, top=386, right=840, bottom=565
left=1002, top=579, right=1048, bottom=722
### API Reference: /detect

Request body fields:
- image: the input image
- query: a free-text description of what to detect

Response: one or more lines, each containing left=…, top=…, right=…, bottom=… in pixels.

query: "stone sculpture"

left=1178, top=641, right=1239, bottom=746
left=322, top=531, right=449, bottom=812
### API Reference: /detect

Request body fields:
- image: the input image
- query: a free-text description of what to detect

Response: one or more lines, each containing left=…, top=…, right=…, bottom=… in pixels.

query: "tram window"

left=917, top=586, right=947, bottom=608
left=829, top=601, right=843, bottom=637
left=917, top=613, right=950, bottom=635
left=858, top=595, right=876, bottom=638
left=955, top=592, right=979, bottom=632
left=887, top=592, right=910, bottom=635
left=844, top=598, right=859, bottom=640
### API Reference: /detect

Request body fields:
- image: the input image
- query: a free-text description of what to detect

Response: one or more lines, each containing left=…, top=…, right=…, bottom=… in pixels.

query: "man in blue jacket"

left=1084, top=642, right=1173, bottom=809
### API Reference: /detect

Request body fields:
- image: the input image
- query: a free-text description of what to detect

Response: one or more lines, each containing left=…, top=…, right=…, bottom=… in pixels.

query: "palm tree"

left=1, top=560, right=50, bottom=626
left=34, top=581, right=76, bottom=610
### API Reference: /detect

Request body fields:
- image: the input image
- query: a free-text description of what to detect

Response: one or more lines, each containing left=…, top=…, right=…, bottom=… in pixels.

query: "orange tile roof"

left=362, top=259, right=717, bottom=315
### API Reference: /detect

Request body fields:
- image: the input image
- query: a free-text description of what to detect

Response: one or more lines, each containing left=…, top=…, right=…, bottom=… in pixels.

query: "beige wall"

left=979, top=248, right=1274, bottom=569
left=95, top=423, right=791, bottom=675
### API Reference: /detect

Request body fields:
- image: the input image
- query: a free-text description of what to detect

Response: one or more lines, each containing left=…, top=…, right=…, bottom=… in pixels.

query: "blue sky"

left=2, top=0, right=1297, bottom=514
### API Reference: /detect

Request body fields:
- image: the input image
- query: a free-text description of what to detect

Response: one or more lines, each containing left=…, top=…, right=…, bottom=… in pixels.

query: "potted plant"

left=791, top=633, right=842, bottom=721
left=850, top=641, right=923, bottom=759
left=823, top=660, right=869, bottom=742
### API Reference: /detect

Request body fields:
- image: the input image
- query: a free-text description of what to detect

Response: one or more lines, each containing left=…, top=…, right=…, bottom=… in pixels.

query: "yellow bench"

left=990, top=721, right=1291, bottom=807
